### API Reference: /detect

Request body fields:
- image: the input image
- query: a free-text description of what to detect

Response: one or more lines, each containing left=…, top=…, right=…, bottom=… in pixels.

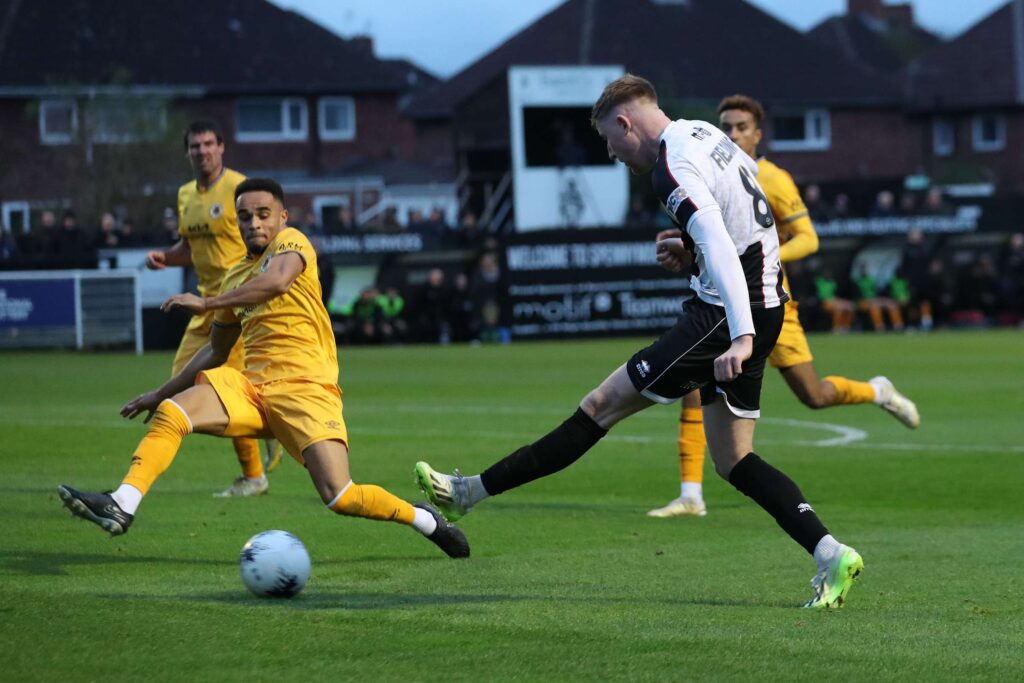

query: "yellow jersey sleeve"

left=757, top=159, right=818, bottom=263
left=177, top=168, right=248, bottom=298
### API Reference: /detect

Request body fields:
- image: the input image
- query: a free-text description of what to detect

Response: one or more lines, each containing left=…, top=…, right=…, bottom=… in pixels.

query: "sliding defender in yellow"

left=59, top=177, right=468, bottom=559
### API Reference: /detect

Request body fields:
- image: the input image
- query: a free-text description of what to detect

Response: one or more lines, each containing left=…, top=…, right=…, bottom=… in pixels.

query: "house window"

left=2, top=201, right=30, bottom=234
left=318, top=97, right=356, bottom=141
left=236, top=98, right=308, bottom=142
left=39, top=99, right=77, bottom=144
left=92, top=100, right=167, bottom=143
left=768, top=109, right=830, bottom=151
left=932, top=119, right=955, bottom=156
left=971, top=114, right=1006, bottom=152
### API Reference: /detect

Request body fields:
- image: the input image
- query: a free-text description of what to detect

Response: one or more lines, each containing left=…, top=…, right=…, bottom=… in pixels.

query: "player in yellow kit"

left=647, top=95, right=920, bottom=518
left=57, top=177, right=468, bottom=558
left=145, top=120, right=281, bottom=497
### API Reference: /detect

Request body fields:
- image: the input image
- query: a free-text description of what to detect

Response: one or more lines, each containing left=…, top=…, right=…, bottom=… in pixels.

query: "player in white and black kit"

left=415, top=75, right=863, bottom=608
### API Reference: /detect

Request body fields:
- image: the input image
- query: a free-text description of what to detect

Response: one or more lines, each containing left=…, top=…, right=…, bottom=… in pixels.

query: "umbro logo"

left=797, top=503, right=814, bottom=514
left=325, top=420, right=342, bottom=430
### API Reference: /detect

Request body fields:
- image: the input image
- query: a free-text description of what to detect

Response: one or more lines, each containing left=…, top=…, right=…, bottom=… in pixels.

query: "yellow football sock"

left=329, top=482, right=415, bottom=525
left=677, top=407, right=706, bottom=484
left=823, top=376, right=876, bottom=405
left=122, top=400, right=193, bottom=495
left=233, top=437, right=264, bottom=479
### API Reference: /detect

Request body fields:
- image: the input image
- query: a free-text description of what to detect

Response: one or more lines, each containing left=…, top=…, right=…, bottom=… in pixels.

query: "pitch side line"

left=3, top=411, right=1022, bottom=454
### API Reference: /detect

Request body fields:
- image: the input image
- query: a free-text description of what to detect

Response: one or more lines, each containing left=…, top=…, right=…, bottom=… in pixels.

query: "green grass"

left=1, top=330, right=1023, bottom=681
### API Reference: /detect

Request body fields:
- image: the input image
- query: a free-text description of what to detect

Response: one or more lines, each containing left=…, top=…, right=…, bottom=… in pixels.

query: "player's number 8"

left=738, top=166, right=775, bottom=229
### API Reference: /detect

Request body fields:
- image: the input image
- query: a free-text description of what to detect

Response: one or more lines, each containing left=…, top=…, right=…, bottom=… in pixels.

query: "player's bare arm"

left=161, top=251, right=304, bottom=315
left=121, top=323, right=241, bottom=421
left=146, top=238, right=192, bottom=270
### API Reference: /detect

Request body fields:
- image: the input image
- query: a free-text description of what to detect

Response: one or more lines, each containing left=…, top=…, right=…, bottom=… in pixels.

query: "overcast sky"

left=268, top=0, right=1009, bottom=78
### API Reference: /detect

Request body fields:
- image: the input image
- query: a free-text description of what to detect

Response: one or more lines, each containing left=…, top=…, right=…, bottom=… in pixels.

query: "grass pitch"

left=1, top=330, right=1022, bottom=681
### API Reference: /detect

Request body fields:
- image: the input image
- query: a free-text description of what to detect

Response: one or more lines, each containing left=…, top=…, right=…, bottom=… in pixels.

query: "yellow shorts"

left=171, top=310, right=245, bottom=376
left=768, top=300, right=814, bottom=369
left=197, top=366, right=348, bottom=464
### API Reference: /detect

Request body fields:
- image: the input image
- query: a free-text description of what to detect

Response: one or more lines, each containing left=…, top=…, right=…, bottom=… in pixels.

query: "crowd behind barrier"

left=2, top=190, right=1022, bottom=347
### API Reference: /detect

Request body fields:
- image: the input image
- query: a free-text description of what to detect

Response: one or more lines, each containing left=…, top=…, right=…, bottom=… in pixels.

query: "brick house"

left=0, top=0, right=452, bottom=235
left=405, top=0, right=920, bottom=229
left=405, top=0, right=1023, bottom=228
left=903, top=0, right=1024, bottom=194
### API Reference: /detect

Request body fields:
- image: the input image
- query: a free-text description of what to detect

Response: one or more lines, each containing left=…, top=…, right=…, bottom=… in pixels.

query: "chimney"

left=848, top=0, right=883, bottom=20
left=350, top=35, right=374, bottom=56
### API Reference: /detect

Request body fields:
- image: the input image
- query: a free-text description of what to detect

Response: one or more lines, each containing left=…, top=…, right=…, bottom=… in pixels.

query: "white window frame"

left=39, top=99, right=78, bottom=144
left=317, top=97, right=356, bottom=141
left=971, top=114, right=1006, bottom=152
left=235, top=97, right=308, bottom=143
left=2, top=201, right=30, bottom=234
left=768, top=109, right=831, bottom=152
left=932, top=118, right=955, bottom=156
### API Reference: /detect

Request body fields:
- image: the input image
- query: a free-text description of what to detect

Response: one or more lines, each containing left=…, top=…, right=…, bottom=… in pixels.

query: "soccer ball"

left=239, top=530, right=311, bottom=598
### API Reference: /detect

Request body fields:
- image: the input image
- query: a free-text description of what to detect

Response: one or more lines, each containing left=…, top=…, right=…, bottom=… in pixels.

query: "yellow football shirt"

left=215, top=227, right=337, bottom=386
left=757, top=158, right=819, bottom=300
left=177, top=168, right=248, bottom=297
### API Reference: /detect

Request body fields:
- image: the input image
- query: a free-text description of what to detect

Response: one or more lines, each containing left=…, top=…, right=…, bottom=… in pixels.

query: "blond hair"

left=591, top=74, right=658, bottom=127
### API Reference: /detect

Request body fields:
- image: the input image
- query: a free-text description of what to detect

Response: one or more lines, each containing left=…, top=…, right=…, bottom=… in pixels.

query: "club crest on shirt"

left=666, top=187, right=688, bottom=216
left=260, top=255, right=272, bottom=273
left=209, top=203, right=223, bottom=219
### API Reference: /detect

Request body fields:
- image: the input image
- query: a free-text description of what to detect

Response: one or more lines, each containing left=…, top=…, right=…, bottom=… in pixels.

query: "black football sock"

left=480, top=408, right=607, bottom=495
left=728, top=452, right=829, bottom=554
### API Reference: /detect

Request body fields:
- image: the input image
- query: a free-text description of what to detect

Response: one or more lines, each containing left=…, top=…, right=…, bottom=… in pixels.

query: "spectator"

left=900, top=229, right=933, bottom=330
left=833, top=192, right=852, bottom=220
left=918, top=258, right=956, bottom=328
left=416, top=267, right=451, bottom=344
left=455, top=211, right=484, bottom=248
left=374, top=206, right=403, bottom=234
left=118, top=218, right=140, bottom=247
left=56, top=210, right=89, bottom=267
left=999, top=232, right=1024, bottom=321
left=0, top=225, right=21, bottom=265
left=449, top=272, right=473, bottom=342
left=921, top=187, right=954, bottom=216
left=377, top=286, right=408, bottom=344
left=853, top=264, right=904, bottom=331
left=803, top=184, right=833, bottom=223
left=470, top=251, right=508, bottom=343
left=345, top=286, right=384, bottom=344
left=869, top=191, right=896, bottom=218
left=406, top=208, right=427, bottom=232
left=337, top=206, right=358, bottom=233
left=161, top=207, right=179, bottom=245
left=814, top=269, right=855, bottom=333
left=27, top=209, right=58, bottom=261
left=299, top=210, right=320, bottom=236
left=897, top=192, right=918, bottom=216
left=94, top=212, right=120, bottom=249
left=956, top=256, right=1000, bottom=323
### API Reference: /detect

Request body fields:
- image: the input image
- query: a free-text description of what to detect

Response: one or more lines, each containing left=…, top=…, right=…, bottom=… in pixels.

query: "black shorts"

left=626, top=297, right=784, bottom=418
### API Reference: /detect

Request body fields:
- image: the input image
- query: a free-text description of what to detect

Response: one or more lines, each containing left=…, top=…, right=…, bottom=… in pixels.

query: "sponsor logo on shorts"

left=797, top=503, right=814, bottom=514
left=325, top=420, right=342, bottom=430
left=635, top=359, right=651, bottom=378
